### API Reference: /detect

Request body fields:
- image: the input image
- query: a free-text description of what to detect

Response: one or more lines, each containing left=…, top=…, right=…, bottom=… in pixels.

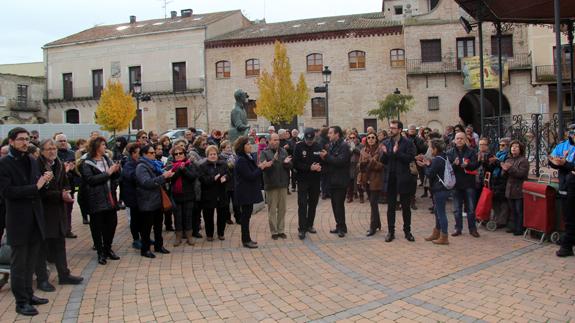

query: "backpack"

left=437, top=156, right=456, bottom=190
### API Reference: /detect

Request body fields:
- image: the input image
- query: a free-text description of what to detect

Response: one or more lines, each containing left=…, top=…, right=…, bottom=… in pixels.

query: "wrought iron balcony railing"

left=8, top=99, right=42, bottom=112
left=407, top=53, right=531, bottom=75
left=535, top=65, right=575, bottom=83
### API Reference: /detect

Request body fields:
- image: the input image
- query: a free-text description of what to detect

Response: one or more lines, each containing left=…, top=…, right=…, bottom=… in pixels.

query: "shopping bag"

left=475, top=185, right=493, bottom=222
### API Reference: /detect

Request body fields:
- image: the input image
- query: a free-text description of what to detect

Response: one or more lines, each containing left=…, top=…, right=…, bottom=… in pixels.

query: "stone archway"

left=458, top=89, right=511, bottom=134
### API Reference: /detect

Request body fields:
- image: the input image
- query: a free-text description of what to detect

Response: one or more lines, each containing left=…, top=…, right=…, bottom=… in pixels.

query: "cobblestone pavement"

left=1, top=189, right=574, bottom=322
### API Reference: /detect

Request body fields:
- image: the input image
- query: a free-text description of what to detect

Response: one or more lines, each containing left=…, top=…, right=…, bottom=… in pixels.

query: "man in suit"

left=0, top=127, right=53, bottom=316
left=380, top=120, right=417, bottom=242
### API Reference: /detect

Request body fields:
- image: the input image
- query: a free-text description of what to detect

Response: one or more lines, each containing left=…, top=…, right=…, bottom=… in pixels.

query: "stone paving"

left=1, top=188, right=574, bottom=322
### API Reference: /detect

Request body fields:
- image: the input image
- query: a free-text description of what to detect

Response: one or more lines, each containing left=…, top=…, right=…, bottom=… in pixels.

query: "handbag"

left=475, top=173, right=493, bottom=222
left=160, top=187, right=173, bottom=211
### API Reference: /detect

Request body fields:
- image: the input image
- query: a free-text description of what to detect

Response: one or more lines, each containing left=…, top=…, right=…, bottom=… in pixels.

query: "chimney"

left=129, top=15, right=136, bottom=24
left=181, top=9, right=193, bottom=18
left=170, top=11, right=178, bottom=19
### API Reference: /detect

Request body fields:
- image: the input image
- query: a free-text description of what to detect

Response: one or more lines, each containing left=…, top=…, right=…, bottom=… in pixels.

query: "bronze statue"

left=229, top=89, right=251, bottom=143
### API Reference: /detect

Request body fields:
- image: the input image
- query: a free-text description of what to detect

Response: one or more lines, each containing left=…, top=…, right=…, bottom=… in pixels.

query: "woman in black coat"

left=233, top=136, right=266, bottom=249
left=199, top=145, right=229, bottom=241
left=79, top=137, right=121, bottom=265
left=119, top=143, right=142, bottom=249
left=169, top=145, right=199, bottom=246
left=135, top=145, right=175, bottom=258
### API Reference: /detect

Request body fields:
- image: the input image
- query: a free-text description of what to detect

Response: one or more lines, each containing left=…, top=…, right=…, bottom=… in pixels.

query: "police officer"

left=293, top=128, right=323, bottom=240
left=549, top=123, right=575, bottom=257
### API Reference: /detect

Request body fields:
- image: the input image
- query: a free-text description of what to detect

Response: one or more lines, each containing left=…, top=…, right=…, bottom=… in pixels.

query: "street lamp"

left=132, top=81, right=142, bottom=136
left=394, top=88, right=401, bottom=121
left=322, top=66, right=332, bottom=126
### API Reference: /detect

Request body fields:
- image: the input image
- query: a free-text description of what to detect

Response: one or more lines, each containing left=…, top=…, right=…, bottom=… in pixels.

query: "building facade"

left=0, top=62, right=47, bottom=124
left=43, top=9, right=249, bottom=132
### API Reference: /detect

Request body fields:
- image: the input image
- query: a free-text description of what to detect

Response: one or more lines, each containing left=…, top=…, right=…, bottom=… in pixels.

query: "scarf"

left=142, top=157, right=164, bottom=175
left=171, top=160, right=191, bottom=194
left=493, top=150, right=508, bottom=178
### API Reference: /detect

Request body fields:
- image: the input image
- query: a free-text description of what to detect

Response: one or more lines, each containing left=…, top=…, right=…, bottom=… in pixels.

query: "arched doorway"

left=458, top=89, right=510, bottom=134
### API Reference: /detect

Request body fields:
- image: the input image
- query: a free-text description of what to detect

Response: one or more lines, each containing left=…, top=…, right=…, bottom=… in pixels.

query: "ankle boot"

left=185, top=231, right=195, bottom=246
left=432, top=233, right=449, bottom=245
left=424, top=228, right=440, bottom=241
left=359, top=194, right=365, bottom=204
left=173, top=232, right=182, bottom=247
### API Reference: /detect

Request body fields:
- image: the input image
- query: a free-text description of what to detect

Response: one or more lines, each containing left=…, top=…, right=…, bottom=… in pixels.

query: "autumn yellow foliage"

left=256, top=41, right=309, bottom=124
left=95, top=79, right=136, bottom=133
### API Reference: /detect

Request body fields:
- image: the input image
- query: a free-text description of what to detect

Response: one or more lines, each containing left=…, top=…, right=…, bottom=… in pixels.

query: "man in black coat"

left=0, top=127, right=53, bottom=316
left=381, top=120, right=417, bottom=242
left=320, top=126, right=351, bottom=237
left=293, top=128, right=323, bottom=240
left=55, top=133, right=78, bottom=239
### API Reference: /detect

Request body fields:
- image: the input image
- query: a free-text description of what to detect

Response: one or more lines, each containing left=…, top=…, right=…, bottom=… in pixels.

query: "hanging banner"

left=462, top=56, right=509, bottom=90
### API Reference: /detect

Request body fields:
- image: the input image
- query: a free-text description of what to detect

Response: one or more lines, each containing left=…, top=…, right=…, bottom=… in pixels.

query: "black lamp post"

left=132, top=81, right=142, bottom=135
left=394, top=88, right=401, bottom=121
left=322, top=66, right=332, bottom=126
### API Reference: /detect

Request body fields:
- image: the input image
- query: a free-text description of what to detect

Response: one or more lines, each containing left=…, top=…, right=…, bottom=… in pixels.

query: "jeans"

left=508, top=198, right=524, bottom=233
left=127, top=207, right=141, bottom=241
left=453, top=187, right=477, bottom=232
left=433, top=190, right=450, bottom=234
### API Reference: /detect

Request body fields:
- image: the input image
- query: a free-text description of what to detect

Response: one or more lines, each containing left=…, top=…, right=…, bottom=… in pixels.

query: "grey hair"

left=39, top=138, right=56, bottom=151
left=278, top=129, right=287, bottom=136
left=408, top=124, right=417, bottom=130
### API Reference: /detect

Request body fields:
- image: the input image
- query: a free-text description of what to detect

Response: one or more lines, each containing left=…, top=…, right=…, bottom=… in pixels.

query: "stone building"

left=0, top=62, right=47, bottom=124
left=43, top=9, right=249, bottom=131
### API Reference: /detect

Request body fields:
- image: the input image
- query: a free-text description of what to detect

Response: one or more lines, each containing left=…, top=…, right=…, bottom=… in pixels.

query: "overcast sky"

left=0, top=0, right=381, bottom=64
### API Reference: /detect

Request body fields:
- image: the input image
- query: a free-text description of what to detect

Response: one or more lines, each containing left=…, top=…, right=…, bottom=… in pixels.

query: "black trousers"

left=89, top=209, right=118, bottom=254
left=367, top=189, right=382, bottom=231
left=386, top=175, right=412, bottom=234
left=11, top=240, right=41, bottom=306
left=561, top=188, right=575, bottom=248
left=140, top=208, right=164, bottom=252
left=36, top=237, right=70, bottom=282
left=0, top=204, right=5, bottom=241
left=203, top=207, right=227, bottom=238
left=330, top=188, right=347, bottom=233
left=227, top=191, right=241, bottom=223
left=297, top=180, right=320, bottom=232
left=239, top=204, right=254, bottom=243
left=192, top=205, right=202, bottom=235
left=163, top=209, right=174, bottom=229
left=174, top=200, right=194, bottom=232
left=129, top=206, right=141, bottom=241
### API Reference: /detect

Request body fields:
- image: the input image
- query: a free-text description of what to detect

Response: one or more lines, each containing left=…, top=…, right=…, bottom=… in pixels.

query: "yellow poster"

left=462, top=56, right=509, bottom=90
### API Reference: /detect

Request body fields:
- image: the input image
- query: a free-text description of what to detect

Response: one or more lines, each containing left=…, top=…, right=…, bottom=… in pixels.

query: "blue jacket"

left=425, top=153, right=449, bottom=193
left=233, top=153, right=264, bottom=205
left=550, top=139, right=575, bottom=191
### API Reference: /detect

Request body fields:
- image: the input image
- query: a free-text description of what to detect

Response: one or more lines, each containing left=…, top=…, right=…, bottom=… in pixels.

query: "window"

left=245, top=59, right=260, bottom=77
left=390, top=49, right=405, bottom=67
left=306, top=53, right=323, bottom=72
left=428, top=96, right=439, bottom=111
left=92, top=69, right=103, bottom=99
left=129, top=66, right=141, bottom=93
left=456, top=37, right=475, bottom=69
left=65, top=109, right=79, bottom=124
left=172, top=62, right=187, bottom=92
left=348, top=51, right=366, bottom=69
left=216, top=60, right=231, bottom=79
left=394, top=6, right=403, bottom=15
left=311, top=97, right=326, bottom=117
left=364, top=119, right=377, bottom=132
left=421, top=40, right=442, bottom=62
left=491, top=35, right=513, bottom=57
left=132, top=109, right=143, bottom=130
left=63, top=73, right=73, bottom=100
left=176, top=107, right=188, bottom=128
left=17, top=84, right=28, bottom=108
left=247, top=99, right=257, bottom=120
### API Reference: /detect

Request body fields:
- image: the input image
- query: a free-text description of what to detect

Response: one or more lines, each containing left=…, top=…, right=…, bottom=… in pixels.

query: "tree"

left=255, top=41, right=309, bottom=125
left=368, top=93, right=415, bottom=123
left=95, top=79, right=136, bottom=135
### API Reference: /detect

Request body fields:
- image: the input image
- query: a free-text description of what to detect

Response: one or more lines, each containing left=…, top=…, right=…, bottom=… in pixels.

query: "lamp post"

left=394, top=88, right=401, bottom=121
left=322, top=66, right=332, bottom=126
left=132, top=81, right=142, bottom=137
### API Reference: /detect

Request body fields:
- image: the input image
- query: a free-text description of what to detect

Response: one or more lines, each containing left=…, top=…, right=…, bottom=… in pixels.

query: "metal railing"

left=7, top=99, right=42, bottom=112
left=407, top=53, right=531, bottom=75
left=506, top=52, right=532, bottom=70
left=535, top=65, right=574, bottom=83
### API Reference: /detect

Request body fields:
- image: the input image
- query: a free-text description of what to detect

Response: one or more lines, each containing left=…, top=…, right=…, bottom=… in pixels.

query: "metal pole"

left=497, top=22, right=504, bottom=139
left=534, top=113, right=541, bottom=177
left=136, top=95, right=141, bottom=131
left=325, top=83, right=329, bottom=126
left=478, top=6, right=485, bottom=135
left=555, top=0, right=564, bottom=139
left=569, top=21, right=574, bottom=122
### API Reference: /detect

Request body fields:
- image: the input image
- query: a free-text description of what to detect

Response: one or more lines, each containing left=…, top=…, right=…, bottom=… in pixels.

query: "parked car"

left=160, top=128, right=204, bottom=141
left=107, top=134, right=138, bottom=147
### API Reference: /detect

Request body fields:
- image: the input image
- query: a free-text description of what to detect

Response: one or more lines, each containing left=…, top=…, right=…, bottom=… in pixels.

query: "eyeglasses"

left=349, top=137, right=356, bottom=140
left=499, top=144, right=507, bottom=147
left=58, top=140, right=67, bottom=143
left=367, top=136, right=376, bottom=140
left=173, top=152, right=185, bottom=156
left=141, top=137, right=148, bottom=140
left=31, top=136, right=38, bottom=139
left=146, top=151, right=155, bottom=155
left=15, top=137, right=30, bottom=142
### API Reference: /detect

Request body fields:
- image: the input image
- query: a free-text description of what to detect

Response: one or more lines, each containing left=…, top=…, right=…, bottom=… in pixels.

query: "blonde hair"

left=205, top=145, right=219, bottom=156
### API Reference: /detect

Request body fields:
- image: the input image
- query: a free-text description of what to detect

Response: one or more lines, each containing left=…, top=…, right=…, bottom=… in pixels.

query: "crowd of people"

left=0, top=121, right=574, bottom=316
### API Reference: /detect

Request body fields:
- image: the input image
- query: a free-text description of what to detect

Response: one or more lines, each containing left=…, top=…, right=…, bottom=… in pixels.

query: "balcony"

left=8, top=99, right=42, bottom=112
left=46, top=78, right=205, bottom=101
left=407, top=53, right=531, bottom=75
left=535, top=65, right=575, bottom=83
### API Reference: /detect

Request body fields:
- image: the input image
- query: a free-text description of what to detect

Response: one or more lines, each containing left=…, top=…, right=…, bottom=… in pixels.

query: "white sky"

left=1, top=0, right=382, bottom=64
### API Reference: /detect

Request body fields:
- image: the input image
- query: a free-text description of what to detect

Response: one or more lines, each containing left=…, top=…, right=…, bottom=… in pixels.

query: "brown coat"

left=357, top=146, right=384, bottom=191
left=39, top=156, right=70, bottom=239
left=504, top=155, right=529, bottom=199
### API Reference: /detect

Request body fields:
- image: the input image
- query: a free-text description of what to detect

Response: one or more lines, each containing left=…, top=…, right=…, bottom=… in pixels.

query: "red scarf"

left=171, top=160, right=191, bottom=195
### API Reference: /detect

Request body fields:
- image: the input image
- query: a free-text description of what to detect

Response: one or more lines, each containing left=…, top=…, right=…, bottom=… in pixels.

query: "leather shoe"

left=105, top=250, right=120, bottom=260
left=307, top=227, right=317, bottom=234
left=405, top=232, right=415, bottom=242
left=155, top=246, right=170, bottom=254
left=385, top=233, right=395, bottom=242
left=470, top=230, right=480, bottom=238
left=97, top=255, right=107, bottom=265
left=16, top=303, right=38, bottom=316
left=366, top=230, right=376, bottom=237
left=298, top=232, right=306, bottom=240
left=271, top=234, right=279, bottom=240
left=243, top=241, right=258, bottom=249
left=556, top=246, right=574, bottom=257
left=37, top=280, right=55, bottom=292
left=30, top=295, right=49, bottom=305
left=192, top=232, right=203, bottom=238
left=278, top=233, right=287, bottom=239
left=65, top=232, right=77, bottom=239
left=338, top=231, right=345, bottom=238
left=451, top=230, right=462, bottom=237
left=59, top=275, right=84, bottom=285
left=141, top=251, right=156, bottom=258
left=329, top=229, right=339, bottom=234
